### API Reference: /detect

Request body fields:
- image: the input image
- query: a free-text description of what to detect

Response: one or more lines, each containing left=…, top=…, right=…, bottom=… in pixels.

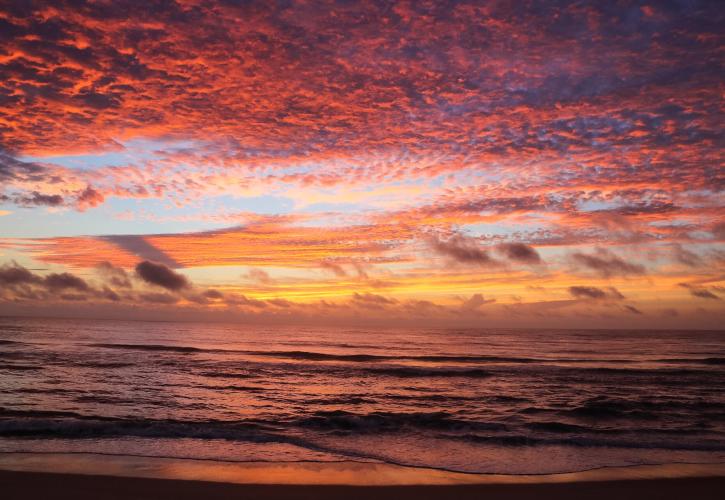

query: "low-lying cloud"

left=495, top=243, right=541, bottom=264
left=430, top=234, right=497, bottom=265
left=430, top=234, right=542, bottom=267
left=135, top=261, right=190, bottom=291
left=571, top=249, right=645, bottom=278
left=569, top=286, right=625, bottom=300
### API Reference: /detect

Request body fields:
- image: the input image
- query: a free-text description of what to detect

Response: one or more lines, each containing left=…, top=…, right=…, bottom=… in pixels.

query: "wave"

left=86, top=344, right=725, bottom=381
left=451, top=433, right=725, bottom=451
left=1, top=409, right=722, bottom=453
left=0, top=351, right=29, bottom=360
left=199, top=371, right=257, bottom=379
left=659, top=357, right=725, bottom=366
left=72, top=395, right=139, bottom=405
left=304, top=396, right=374, bottom=405
left=91, top=343, right=209, bottom=354
left=249, top=351, right=388, bottom=362
left=74, top=362, right=136, bottom=369
left=2, top=397, right=724, bottom=451
left=294, top=410, right=507, bottom=432
left=90, top=343, right=543, bottom=363
left=0, top=407, right=501, bottom=431
left=0, top=363, right=40, bottom=371
left=367, top=364, right=719, bottom=379
left=3, top=388, right=77, bottom=396
left=385, top=393, right=481, bottom=402
left=522, top=397, right=725, bottom=421
left=0, top=408, right=87, bottom=419
left=363, top=366, right=493, bottom=378
left=0, top=418, right=283, bottom=443
left=526, top=421, right=590, bottom=433
left=85, top=344, right=725, bottom=371
left=200, top=385, right=266, bottom=393
left=556, top=366, right=721, bottom=377
left=247, top=350, right=539, bottom=364
left=0, top=409, right=506, bottom=437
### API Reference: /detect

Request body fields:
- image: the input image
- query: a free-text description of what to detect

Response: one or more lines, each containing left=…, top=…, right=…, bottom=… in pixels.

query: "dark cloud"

left=0, top=263, right=96, bottom=301
left=690, top=289, right=719, bottom=300
left=671, top=244, right=702, bottom=268
left=623, top=305, right=643, bottom=315
left=14, top=191, right=64, bottom=207
left=678, top=283, right=720, bottom=300
left=605, top=287, right=626, bottom=300
left=320, top=261, right=347, bottom=277
left=0, top=152, right=48, bottom=183
left=135, top=261, right=190, bottom=291
left=203, top=289, right=224, bottom=300
left=495, top=243, right=541, bottom=264
left=0, top=262, right=42, bottom=285
left=712, top=222, right=725, bottom=240
left=568, top=286, right=625, bottom=300
left=1, top=260, right=289, bottom=310
left=432, top=235, right=543, bottom=267
left=44, top=272, right=90, bottom=291
left=103, top=236, right=182, bottom=269
left=430, top=234, right=497, bottom=266
left=571, top=249, right=645, bottom=277
left=76, top=185, right=105, bottom=210
left=569, top=286, right=606, bottom=299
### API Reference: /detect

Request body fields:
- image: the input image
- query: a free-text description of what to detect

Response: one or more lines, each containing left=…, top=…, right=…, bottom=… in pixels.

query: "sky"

left=0, top=0, right=723, bottom=328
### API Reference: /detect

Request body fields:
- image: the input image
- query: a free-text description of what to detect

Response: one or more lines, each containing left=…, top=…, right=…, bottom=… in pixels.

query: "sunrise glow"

left=0, top=1, right=723, bottom=328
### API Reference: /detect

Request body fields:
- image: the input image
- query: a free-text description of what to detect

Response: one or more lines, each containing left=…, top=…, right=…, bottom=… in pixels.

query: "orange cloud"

left=0, top=1, right=723, bottom=327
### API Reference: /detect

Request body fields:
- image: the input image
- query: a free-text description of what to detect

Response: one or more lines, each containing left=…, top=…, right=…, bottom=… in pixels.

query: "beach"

left=1, top=453, right=724, bottom=500
left=2, top=471, right=724, bottom=500
left=1, top=469, right=724, bottom=500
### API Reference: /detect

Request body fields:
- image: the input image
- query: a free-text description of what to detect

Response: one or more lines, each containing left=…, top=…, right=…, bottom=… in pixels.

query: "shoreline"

left=0, top=452, right=723, bottom=485
left=0, top=453, right=723, bottom=499
left=1, top=470, right=724, bottom=500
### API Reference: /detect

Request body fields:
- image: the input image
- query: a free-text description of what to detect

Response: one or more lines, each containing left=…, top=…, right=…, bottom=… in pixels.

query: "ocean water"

left=0, top=317, right=724, bottom=474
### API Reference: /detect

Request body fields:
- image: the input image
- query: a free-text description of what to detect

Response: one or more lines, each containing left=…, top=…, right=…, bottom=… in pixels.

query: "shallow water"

left=1, top=317, right=724, bottom=474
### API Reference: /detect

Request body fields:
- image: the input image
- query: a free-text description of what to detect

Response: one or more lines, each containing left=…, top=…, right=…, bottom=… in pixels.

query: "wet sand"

left=1, top=469, right=724, bottom=500
left=0, top=453, right=723, bottom=499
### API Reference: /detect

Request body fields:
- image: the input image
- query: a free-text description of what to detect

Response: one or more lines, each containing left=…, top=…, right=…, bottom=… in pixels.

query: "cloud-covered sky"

left=0, top=0, right=723, bottom=327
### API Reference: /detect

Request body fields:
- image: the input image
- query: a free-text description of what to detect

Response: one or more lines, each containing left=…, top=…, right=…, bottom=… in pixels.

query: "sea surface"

left=0, top=317, right=724, bottom=474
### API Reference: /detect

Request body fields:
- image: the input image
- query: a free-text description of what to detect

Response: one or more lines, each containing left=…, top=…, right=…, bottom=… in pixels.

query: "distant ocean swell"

left=2, top=342, right=725, bottom=379
left=82, top=343, right=725, bottom=367
left=1, top=406, right=723, bottom=451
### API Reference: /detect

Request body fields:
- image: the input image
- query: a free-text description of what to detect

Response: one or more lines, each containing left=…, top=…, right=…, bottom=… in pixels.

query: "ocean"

left=0, top=317, right=723, bottom=475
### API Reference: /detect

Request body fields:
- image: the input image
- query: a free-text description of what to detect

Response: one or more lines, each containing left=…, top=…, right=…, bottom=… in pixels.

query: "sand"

left=1, top=470, right=724, bottom=500
left=0, top=453, right=723, bottom=499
